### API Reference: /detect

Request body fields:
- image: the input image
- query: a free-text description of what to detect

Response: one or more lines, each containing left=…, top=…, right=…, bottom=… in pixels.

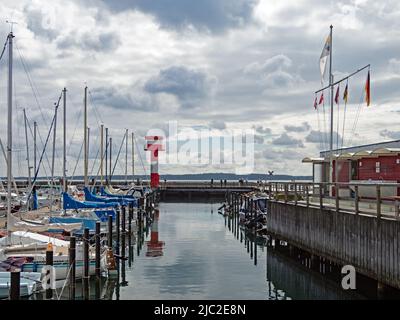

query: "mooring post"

left=95, top=221, right=101, bottom=278
left=254, top=227, right=257, bottom=266
left=268, top=183, right=272, bottom=200
left=376, top=185, right=381, bottom=218
left=306, top=184, right=309, bottom=207
left=354, top=185, right=359, bottom=215
left=69, top=236, right=76, bottom=300
left=121, top=206, right=126, bottom=261
left=319, top=183, right=323, bottom=209
left=116, top=207, right=120, bottom=258
left=335, top=183, right=339, bottom=212
left=83, top=227, right=90, bottom=300
left=108, top=214, right=113, bottom=248
left=10, top=270, right=20, bottom=300
left=45, top=244, right=54, bottom=300
left=128, top=203, right=132, bottom=243
left=284, top=184, right=288, bottom=203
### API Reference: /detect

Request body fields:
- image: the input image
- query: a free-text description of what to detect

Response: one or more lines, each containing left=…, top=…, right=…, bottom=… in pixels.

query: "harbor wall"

left=267, top=201, right=400, bottom=290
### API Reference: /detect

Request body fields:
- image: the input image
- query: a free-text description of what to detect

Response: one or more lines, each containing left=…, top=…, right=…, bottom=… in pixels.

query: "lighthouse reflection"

left=146, top=209, right=165, bottom=257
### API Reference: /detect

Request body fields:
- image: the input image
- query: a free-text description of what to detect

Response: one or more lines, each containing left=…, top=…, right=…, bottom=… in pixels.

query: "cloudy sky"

left=0, top=0, right=400, bottom=178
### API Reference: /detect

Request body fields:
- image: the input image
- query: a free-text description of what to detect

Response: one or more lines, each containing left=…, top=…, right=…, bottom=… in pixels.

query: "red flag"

left=313, top=96, right=318, bottom=109
left=335, top=86, right=340, bottom=104
left=365, top=70, right=371, bottom=106
left=318, top=93, right=324, bottom=105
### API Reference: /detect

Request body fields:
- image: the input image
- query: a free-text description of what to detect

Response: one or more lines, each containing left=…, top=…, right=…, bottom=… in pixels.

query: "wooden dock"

left=266, top=182, right=400, bottom=291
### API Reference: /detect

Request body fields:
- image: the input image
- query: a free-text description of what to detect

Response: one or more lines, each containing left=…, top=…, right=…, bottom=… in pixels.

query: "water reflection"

left=35, top=202, right=368, bottom=300
left=146, top=210, right=165, bottom=257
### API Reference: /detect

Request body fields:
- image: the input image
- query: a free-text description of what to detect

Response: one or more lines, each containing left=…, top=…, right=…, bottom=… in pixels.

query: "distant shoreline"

left=5, top=173, right=312, bottom=181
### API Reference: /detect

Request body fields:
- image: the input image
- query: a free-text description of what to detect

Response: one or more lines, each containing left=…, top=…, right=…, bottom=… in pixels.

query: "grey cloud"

left=100, top=0, right=257, bottom=32
left=261, top=149, right=302, bottom=161
left=24, top=5, right=59, bottom=40
left=209, top=120, right=226, bottom=130
left=244, top=54, right=292, bottom=76
left=380, top=129, right=400, bottom=140
left=284, top=122, right=311, bottom=133
left=305, top=130, right=342, bottom=144
left=243, top=54, right=303, bottom=89
left=253, top=126, right=272, bottom=135
left=57, top=32, right=121, bottom=52
left=144, top=66, right=216, bottom=108
left=272, top=133, right=304, bottom=148
left=254, top=135, right=265, bottom=144
left=91, top=87, right=157, bottom=111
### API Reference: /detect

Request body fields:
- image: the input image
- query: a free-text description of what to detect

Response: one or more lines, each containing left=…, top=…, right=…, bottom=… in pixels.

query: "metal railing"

left=266, top=181, right=400, bottom=220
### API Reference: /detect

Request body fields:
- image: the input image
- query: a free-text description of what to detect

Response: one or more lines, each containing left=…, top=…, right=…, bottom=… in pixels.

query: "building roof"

left=320, top=139, right=400, bottom=158
left=302, top=157, right=327, bottom=164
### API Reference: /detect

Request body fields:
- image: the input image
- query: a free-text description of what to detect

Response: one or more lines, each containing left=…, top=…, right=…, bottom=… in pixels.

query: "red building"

left=303, top=140, right=400, bottom=197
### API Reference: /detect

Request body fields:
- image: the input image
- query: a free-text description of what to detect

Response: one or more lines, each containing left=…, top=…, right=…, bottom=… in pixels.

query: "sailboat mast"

left=34, top=121, right=37, bottom=175
left=87, top=127, right=90, bottom=185
left=329, top=25, right=334, bottom=190
left=63, top=87, right=67, bottom=193
left=132, top=132, right=135, bottom=182
left=23, top=109, right=32, bottom=190
left=7, top=32, right=14, bottom=234
left=109, top=137, right=112, bottom=182
left=100, top=124, right=104, bottom=185
left=105, top=127, right=108, bottom=184
left=125, top=129, right=128, bottom=184
left=84, top=86, right=88, bottom=187
left=50, top=102, right=58, bottom=211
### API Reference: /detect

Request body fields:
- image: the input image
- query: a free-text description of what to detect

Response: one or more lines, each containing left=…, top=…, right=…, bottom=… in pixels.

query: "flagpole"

left=329, top=25, right=334, bottom=196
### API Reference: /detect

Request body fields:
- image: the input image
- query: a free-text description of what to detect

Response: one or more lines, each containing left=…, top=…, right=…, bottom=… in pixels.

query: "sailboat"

left=0, top=31, right=113, bottom=292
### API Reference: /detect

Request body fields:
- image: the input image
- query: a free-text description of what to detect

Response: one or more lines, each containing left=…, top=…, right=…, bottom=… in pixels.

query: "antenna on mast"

left=5, top=20, right=18, bottom=33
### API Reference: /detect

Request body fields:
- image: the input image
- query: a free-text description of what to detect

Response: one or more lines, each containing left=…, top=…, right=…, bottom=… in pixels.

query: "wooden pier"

left=266, top=181, right=400, bottom=291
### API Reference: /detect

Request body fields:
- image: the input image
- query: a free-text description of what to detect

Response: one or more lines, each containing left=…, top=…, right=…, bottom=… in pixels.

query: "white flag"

left=320, top=35, right=331, bottom=81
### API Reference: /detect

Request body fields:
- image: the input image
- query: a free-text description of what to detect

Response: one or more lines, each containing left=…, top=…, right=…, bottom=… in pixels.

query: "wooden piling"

left=354, top=185, right=359, bottom=215
left=9, top=270, right=20, bottom=300
left=376, top=185, right=381, bottom=218
left=108, top=214, right=113, bottom=248
left=69, top=236, right=76, bottom=300
left=83, top=227, right=90, bottom=300
left=121, top=206, right=126, bottom=261
left=45, top=245, right=53, bottom=300
left=116, top=207, right=120, bottom=258
left=95, top=221, right=101, bottom=278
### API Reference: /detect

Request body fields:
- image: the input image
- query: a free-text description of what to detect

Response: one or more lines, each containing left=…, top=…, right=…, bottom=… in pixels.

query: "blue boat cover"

left=62, top=192, right=119, bottom=210
left=99, top=187, right=139, bottom=207
left=84, top=187, right=133, bottom=206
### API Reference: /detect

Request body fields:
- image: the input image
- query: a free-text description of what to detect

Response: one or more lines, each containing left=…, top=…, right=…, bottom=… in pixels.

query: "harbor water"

left=33, top=202, right=366, bottom=300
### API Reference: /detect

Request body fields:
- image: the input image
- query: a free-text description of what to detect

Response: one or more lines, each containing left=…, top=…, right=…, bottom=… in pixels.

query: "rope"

left=134, top=134, right=150, bottom=189
left=68, top=141, right=84, bottom=187
left=25, top=108, right=58, bottom=205
left=0, top=36, right=8, bottom=61
left=111, top=133, right=127, bottom=179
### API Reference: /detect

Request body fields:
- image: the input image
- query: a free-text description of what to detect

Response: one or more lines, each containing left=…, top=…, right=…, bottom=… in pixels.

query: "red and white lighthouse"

left=145, top=136, right=164, bottom=189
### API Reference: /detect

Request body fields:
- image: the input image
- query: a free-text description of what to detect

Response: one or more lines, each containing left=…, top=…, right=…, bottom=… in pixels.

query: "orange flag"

left=365, top=70, right=371, bottom=106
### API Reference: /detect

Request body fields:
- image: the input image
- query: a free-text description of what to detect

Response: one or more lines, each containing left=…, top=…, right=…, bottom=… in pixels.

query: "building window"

left=359, top=161, right=362, bottom=167
left=376, top=161, right=380, bottom=173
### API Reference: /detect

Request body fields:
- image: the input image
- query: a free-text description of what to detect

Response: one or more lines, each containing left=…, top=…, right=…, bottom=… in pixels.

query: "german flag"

left=365, top=70, right=371, bottom=106
left=343, top=84, right=348, bottom=104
